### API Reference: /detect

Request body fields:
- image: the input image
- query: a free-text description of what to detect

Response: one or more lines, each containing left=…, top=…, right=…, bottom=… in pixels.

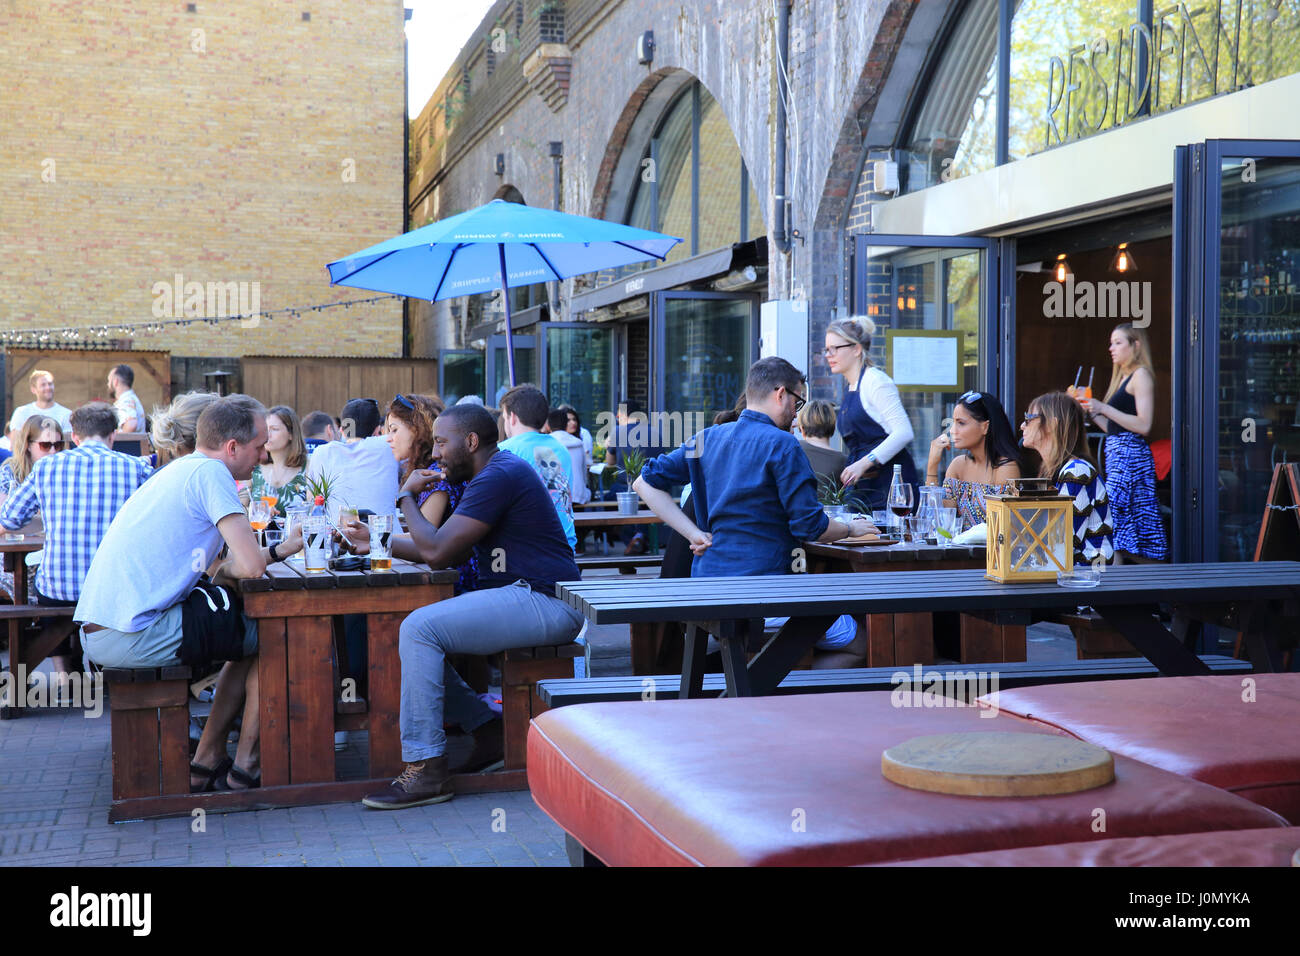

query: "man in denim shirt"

left=634, top=357, right=874, bottom=576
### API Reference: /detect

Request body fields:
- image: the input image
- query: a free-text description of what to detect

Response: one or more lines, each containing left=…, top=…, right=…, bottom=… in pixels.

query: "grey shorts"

left=82, top=604, right=259, bottom=669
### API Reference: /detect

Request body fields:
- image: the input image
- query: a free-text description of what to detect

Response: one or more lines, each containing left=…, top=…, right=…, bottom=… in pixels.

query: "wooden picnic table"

left=801, top=540, right=1021, bottom=665
left=557, top=561, right=1300, bottom=699
left=571, top=509, right=663, bottom=529
left=231, top=556, right=459, bottom=809
left=1, top=532, right=44, bottom=603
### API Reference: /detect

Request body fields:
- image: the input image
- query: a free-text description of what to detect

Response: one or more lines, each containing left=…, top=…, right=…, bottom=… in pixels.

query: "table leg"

left=285, top=616, right=335, bottom=783
left=865, top=615, right=894, bottom=666
left=630, top=621, right=657, bottom=675
left=1095, top=605, right=1212, bottom=676
left=1238, top=604, right=1283, bottom=673
left=366, top=612, right=405, bottom=778
left=679, top=623, right=707, bottom=700
left=717, top=623, right=752, bottom=699
left=894, top=613, right=935, bottom=666
left=746, top=615, right=836, bottom=696
left=258, top=617, right=291, bottom=788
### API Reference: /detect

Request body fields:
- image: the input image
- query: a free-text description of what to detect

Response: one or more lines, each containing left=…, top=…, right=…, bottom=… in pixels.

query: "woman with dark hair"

left=1021, top=392, right=1114, bottom=564
left=384, top=394, right=477, bottom=594
left=244, top=405, right=308, bottom=514
left=1080, top=322, right=1167, bottom=561
left=924, top=390, right=1021, bottom=529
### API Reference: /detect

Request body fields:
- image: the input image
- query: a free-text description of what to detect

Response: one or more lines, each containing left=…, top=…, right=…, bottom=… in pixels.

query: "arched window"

left=625, top=80, right=764, bottom=263
left=899, top=0, right=1300, bottom=193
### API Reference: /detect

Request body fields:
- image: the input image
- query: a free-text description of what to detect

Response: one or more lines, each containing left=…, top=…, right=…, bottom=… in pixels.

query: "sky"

left=405, top=0, right=499, bottom=115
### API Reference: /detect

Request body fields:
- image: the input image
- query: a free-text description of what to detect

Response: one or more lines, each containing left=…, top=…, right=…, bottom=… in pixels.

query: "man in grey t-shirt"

left=75, top=394, right=303, bottom=793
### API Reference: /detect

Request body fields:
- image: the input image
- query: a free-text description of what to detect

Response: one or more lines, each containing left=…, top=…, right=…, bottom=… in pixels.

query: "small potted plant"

left=816, top=473, right=866, bottom=521
left=617, top=450, right=646, bottom=515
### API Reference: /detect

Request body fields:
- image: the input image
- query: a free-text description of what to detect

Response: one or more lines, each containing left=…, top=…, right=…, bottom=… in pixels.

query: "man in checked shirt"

left=0, top=402, right=152, bottom=691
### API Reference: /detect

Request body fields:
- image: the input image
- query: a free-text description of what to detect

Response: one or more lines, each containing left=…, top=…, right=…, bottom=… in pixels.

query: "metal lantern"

left=985, top=478, right=1074, bottom=583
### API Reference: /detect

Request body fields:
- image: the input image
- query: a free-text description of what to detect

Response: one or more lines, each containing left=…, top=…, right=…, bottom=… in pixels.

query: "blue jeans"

left=398, top=581, right=585, bottom=762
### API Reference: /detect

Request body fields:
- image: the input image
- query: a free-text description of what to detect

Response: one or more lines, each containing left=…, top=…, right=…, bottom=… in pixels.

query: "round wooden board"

left=881, top=732, right=1115, bottom=797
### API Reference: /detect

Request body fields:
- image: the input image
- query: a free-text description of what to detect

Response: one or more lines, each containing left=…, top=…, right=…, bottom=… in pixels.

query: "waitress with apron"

left=828, top=317, right=918, bottom=510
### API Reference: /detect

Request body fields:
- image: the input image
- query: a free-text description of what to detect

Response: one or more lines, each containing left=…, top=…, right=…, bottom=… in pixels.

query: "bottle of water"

left=886, top=464, right=904, bottom=534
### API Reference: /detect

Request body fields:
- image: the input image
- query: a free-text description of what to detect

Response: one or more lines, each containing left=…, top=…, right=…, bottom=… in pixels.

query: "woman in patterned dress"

left=243, top=406, right=309, bottom=515
left=1021, top=392, right=1114, bottom=565
left=1080, top=323, right=1168, bottom=561
left=924, top=391, right=1022, bottom=529
left=383, top=393, right=478, bottom=594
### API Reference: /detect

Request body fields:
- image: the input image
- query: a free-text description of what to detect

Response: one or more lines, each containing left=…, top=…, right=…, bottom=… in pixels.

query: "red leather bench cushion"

left=880, top=827, right=1300, bottom=866
left=527, top=692, right=1287, bottom=866
left=985, top=674, right=1300, bottom=823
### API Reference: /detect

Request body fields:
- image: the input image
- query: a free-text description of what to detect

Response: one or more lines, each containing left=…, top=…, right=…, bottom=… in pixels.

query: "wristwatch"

left=268, top=542, right=281, bottom=563
left=395, top=490, right=415, bottom=510
left=866, top=452, right=880, bottom=469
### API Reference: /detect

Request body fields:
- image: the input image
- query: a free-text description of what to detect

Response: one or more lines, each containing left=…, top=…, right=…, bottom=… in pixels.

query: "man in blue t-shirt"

left=343, top=404, right=584, bottom=810
left=497, top=385, right=577, bottom=552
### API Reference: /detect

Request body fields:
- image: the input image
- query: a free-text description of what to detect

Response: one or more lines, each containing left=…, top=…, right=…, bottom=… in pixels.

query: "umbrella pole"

left=498, top=245, right=517, bottom=389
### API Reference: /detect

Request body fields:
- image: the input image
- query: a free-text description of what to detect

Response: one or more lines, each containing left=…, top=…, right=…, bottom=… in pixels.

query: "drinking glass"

left=264, top=527, right=285, bottom=560
left=302, top=514, right=329, bottom=574
left=367, top=513, right=393, bottom=571
left=936, top=507, right=959, bottom=548
left=248, top=500, right=272, bottom=549
left=887, top=481, right=914, bottom=549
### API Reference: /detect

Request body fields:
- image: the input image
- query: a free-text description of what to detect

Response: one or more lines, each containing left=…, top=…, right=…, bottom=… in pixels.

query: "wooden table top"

left=240, top=556, right=458, bottom=592
left=803, top=539, right=985, bottom=566
left=0, top=533, right=45, bottom=553
left=572, top=510, right=664, bottom=528
left=557, top=561, right=1300, bottom=624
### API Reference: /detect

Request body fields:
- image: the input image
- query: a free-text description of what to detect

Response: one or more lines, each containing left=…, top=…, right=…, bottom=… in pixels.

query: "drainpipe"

left=772, top=0, right=791, bottom=255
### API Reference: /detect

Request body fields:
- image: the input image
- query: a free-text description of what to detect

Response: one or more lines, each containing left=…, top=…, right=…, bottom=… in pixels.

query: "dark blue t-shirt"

left=454, top=450, right=581, bottom=595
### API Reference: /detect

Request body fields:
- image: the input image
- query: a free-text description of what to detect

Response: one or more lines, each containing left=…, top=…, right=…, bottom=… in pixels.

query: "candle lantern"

left=985, top=478, right=1074, bottom=583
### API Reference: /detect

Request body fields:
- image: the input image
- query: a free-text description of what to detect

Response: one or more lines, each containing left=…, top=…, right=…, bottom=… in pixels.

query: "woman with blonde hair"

left=1020, top=392, right=1113, bottom=565
left=150, top=391, right=221, bottom=467
left=1080, top=323, right=1167, bottom=561
left=826, top=316, right=917, bottom=510
left=0, top=413, right=65, bottom=501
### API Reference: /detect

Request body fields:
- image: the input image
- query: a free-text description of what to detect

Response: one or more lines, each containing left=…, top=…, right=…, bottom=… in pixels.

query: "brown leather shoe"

left=451, top=716, right=504, bottom=774
left=361, top=757, right=454, bottom=810
left=624, top=533, right=647, bottom=556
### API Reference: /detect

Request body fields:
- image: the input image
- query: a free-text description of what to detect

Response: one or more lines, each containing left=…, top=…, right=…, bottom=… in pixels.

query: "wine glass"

left=248, top=500, right=272, bottom=549
left=887, top=481, right=914, bottom=548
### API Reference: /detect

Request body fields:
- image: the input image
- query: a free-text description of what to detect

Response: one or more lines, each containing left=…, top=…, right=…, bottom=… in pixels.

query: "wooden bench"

left=575, top=554, right=663, bottom=574
left=500, top=642, right=585, bottom=771
left=536, top=655, right=1254, bottom=708
left=1, top=604, right=78, bottom=719
left=104, top=666, right=193, bottom=813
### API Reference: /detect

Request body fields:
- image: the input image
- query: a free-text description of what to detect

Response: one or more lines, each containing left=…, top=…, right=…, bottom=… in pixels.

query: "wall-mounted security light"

left=494, top=153, right=505, bottom=176
left=636, top=31, right=655, bottom=65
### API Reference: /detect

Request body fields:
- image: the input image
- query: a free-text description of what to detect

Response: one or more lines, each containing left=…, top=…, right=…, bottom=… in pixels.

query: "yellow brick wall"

left=0, top=0, right=406, bottom=358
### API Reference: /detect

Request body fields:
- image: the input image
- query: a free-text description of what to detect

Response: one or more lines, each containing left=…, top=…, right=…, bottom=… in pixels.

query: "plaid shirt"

left=0, top=440, right=153, bottom=601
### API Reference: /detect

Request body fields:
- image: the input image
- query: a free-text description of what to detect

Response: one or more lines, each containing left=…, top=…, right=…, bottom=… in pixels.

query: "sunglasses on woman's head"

left=34, top=441, right=64, bottom=451
left=393, top=393, right=415, bottom=411
left=1022, top=412, right=1041, bottom=425
left=960, top=390, right=984, bottom=406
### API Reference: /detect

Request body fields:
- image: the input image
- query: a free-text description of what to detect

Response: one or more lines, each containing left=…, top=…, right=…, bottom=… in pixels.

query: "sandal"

left=216, top=764, right=262, bottom=791
left=190, top=755, right=234, bottom=793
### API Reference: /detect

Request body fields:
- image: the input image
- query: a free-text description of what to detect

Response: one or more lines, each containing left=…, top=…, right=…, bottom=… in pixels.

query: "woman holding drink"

left=828, top=316, right=918, bottom=511
left=383, top=394, right=478, bottom=592
left=1078, top=323, right=1167, bottom=561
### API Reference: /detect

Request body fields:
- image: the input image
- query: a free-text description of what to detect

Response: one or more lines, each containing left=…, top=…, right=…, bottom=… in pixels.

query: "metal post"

left=498, top=245, right=517, bottom=387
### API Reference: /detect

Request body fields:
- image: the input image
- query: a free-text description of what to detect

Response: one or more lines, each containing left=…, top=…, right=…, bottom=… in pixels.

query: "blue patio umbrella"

left=326, top=199, right=682, bottom=387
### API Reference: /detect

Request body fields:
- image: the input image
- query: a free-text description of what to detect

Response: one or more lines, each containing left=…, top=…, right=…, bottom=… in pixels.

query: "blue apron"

left=837, top=368, right=918, bottom=511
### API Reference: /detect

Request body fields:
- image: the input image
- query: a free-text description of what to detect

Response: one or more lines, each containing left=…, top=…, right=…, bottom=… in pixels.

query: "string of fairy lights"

left=0, top=293, right=404, bottom=348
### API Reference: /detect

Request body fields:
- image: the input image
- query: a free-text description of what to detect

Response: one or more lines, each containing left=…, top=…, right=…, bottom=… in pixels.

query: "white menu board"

left=886, top=330, right=962, bottom=390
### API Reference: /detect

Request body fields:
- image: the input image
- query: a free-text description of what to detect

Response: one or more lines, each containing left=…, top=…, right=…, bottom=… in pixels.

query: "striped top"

left=1055, top=457, right=1114, bottom=565
left=942, top=477, right=1011, bottom=529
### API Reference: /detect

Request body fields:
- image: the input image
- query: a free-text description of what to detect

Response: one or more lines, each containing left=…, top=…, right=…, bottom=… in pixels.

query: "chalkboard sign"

left=1253, top=463, right=1300, bottom=562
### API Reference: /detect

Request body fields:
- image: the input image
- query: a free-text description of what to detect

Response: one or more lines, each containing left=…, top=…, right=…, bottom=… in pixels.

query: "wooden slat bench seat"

left=501, top=642, right=585, bottom=771
left=536, top=654, right=1253, bottom=708
left=104, top=666, right=194, bottom=812
left=1, top=604, right=79, bottom=719
left=574, top=554, right=662, bottom=573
